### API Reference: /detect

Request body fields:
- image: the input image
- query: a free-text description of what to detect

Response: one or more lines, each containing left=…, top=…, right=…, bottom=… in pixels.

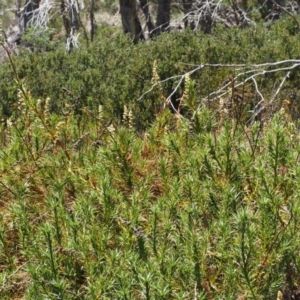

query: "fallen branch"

left=137, top=60, right=300, bottom=122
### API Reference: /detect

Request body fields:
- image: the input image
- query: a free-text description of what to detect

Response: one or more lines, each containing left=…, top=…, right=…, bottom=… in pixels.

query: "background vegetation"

left=1, top=15, right=300, bottom=130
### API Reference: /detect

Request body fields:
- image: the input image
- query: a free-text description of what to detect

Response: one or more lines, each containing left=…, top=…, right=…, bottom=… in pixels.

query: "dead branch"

left=137, top=60, right=300, bottom=123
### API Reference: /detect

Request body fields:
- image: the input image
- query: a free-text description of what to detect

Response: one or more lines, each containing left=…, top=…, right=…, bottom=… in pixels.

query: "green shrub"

left=1, top=16, right=300, bottom=129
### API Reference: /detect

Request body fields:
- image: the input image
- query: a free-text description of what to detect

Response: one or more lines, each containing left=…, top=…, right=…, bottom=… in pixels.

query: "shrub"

left=1, top=16, right=300, bottom=129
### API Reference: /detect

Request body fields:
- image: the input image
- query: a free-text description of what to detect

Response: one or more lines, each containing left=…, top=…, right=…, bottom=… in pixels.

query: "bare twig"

left=249, top=71, right=291, bottom=122
left=137, top=60, right=300, bottom=122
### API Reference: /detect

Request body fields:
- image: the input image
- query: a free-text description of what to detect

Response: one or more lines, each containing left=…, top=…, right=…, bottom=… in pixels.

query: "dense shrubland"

left=1, top=16, right=300, bottom=130
left=1, top=9, right=300, bottom=300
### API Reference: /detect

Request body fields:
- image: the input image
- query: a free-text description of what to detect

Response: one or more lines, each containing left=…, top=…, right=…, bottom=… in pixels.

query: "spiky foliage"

left=1, top=74, right=300, bottom=299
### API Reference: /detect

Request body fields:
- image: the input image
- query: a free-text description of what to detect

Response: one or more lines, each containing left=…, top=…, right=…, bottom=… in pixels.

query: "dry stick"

left=165, top=76, right=185, bottom=115
left=202, top=62, right=300, bottom=103
left=251, top=76, right=265, bottom=107
left=0, top=179, right=17, bottom=197
left=30, top=0, right=58, bottom=29
left=184, top=60, right=300, bottom=69
left=137, top=64, right=205, bottom=101
left=137, top=61, right=300, bottom=122
left=72, top=132, right=90, bottom=151
left=249, top=71, right=291, bottom=122
left=139, top=61, right=300, bottom=103
left=137, top=64, right=205, bottom=118
left=150, top=0, right=220, bottom=33
left=207, top=65, right=288, bottom=106
left=181, top=0, right=252, bottom=30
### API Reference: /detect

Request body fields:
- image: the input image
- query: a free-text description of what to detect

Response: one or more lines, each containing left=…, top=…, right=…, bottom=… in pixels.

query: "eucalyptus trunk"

left=119, top=0, right=143, bottom=43
left=140, top=0, right=155, bottom=36
left=155, top=0, right=171, bottom=34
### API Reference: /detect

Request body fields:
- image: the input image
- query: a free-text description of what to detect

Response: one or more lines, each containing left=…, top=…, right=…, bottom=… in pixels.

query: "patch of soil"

left=283, top=287, right=300, bottom=300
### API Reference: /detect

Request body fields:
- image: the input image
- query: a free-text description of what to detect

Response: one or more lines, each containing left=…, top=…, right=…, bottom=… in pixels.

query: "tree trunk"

left=68, top=0, right=80, bottom=30
left=90, top=0, right=95, bottom=41
left=16, top=0, right=24, bottom=36
left=154, top=0, right=171, bottom=34
left=119, top=0, right=143, bottom=43
left=183, top=0, right=195, bottom=30
left=139, top=0, right=155, bottom=36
